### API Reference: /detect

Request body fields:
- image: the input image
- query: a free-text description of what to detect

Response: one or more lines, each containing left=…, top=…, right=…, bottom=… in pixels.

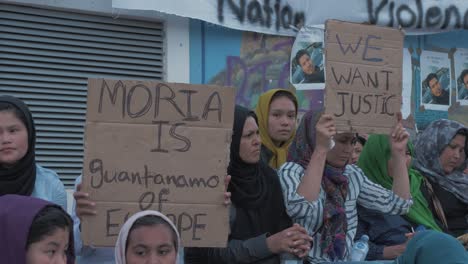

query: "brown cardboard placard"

left=325, top=20, right=404, bottom=134
left=81, top=78, right=235, bottom=247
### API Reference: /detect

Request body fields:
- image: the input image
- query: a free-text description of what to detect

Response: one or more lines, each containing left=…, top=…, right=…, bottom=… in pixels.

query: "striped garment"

left=278, top=162, right=413, bottom=264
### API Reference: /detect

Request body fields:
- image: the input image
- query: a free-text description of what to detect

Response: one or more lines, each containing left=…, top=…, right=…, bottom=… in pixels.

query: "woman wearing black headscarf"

left=0, top=95, right=66, bottom=209
left=185, top=105, right=312, bottom=264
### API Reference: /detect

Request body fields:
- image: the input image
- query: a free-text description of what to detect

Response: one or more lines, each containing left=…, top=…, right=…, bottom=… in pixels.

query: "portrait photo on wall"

left=290, top=26, right=325, bottom=90
left=454, top=49, right=468, bottom=105
left=420, top=50, right=451, bottom=111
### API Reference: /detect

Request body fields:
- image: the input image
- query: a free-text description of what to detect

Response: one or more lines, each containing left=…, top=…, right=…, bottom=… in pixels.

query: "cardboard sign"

left=81, top=79, right=235, bottom=247
left=324, top=20, right=404, bottom=134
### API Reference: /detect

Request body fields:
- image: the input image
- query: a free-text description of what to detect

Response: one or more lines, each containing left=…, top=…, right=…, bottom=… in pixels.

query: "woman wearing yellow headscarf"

left=255, top=89, right=298, bottom=169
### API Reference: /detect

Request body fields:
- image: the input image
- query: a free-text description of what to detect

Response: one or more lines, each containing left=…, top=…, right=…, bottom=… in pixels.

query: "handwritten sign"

left=81, top=79, right=235, bottom=247
left=324, top=20, right=403, bottom=134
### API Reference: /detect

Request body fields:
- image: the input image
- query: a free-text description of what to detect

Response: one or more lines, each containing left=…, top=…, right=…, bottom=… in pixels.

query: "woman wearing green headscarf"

left=355, top=134, right=442, bottom=260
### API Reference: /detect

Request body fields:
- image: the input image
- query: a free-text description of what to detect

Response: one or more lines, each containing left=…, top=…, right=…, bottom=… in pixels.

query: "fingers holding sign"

left=74, top=183, right=97, bottom=221
left=315, top=114, right=336, bottom=152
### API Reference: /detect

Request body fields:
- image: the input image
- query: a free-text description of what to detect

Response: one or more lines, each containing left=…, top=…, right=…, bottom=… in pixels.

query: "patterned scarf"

left=288, top=110, right=348, bottom=259
left=321, top=165, right=348, bottom=260
left=413, top=119, right=468, bottom=204
left=287, top=110, right=318, bottom=168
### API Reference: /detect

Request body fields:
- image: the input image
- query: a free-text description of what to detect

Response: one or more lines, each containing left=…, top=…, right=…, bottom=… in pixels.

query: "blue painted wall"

left=190, top=20, right=242, bottom=84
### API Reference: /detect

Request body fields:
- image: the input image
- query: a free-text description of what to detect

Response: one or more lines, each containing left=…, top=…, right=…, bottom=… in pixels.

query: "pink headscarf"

left=114, top=210, right=180, bottom=264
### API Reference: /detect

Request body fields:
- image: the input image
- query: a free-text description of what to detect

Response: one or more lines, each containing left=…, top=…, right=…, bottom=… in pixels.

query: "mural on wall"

left=208, top=31, right=324, bottom=114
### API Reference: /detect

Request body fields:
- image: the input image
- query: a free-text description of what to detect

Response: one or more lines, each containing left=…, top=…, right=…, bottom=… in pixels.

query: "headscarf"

left=0, top=194, right=75, bottom=264
left=287, top=110, right=348, bottom=260
left=413, top=119, right=468, bottom=204
left=255, top=89, right=297, bottom=169
left=357, top=135, right=442, bottom=231
left=397, top=230, right=468, bottom=264
left=0, top=95, right=36, bottom=195
left=115, top=210, right=180, bottom=264
left=287, top=110, right=320, bottom=168
left=228, top=105, right=291, bottom=240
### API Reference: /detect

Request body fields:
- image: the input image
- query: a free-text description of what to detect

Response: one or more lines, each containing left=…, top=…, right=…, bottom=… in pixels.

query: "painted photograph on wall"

left=290, top=26, right=325, bottom=90
left=454, top=49, right=468, bottom=105
left=420, top=50, right=451, bottom=111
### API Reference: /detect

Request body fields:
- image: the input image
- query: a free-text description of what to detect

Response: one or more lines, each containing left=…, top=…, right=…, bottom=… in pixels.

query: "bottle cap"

left=415, top=225, right=426, bottom=232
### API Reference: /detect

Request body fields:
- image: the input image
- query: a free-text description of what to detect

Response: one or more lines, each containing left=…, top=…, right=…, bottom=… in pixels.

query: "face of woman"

left=439, top=134, right=466, bottom=175
left=239, top=116, right=261, bottom=164
left=326, top=133, right=355, bottom=168
left=455, top=146, right=466, bottom=170
left=0, top=111, right=28, bottom=167
left=267, top=96, right=296, bottom=146
left=126, top=224, right=177, bottom=264
left=350, top=141, right=363, bottom=164
left=26, top=228, right=69, bottom=264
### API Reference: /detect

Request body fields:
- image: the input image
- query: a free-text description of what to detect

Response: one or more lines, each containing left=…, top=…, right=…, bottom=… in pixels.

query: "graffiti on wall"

left=209, top=32, right=324, bottom=114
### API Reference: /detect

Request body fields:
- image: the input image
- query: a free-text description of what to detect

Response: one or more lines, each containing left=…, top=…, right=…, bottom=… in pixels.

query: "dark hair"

left=459, top=69, right=468, bottom=85
left=425, top=73, right=438, bottom=89
left=356, top=135, right=367, bottom=146
left=126, top=215, right=178, bottom=252
left=456, top=128, right=468, bottom=137
left=26, top=205, right=72, bottom=249
left=295, top=49, right=310, bottom=66
left=248, top=111, right=258, bottom=124
left=270, top=90, right=298, bottom=115
left=0, top=102, right=28, bottom=129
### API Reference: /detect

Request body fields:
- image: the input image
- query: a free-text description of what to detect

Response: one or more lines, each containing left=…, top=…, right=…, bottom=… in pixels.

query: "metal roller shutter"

left=0, top=3, right=165, bottom=187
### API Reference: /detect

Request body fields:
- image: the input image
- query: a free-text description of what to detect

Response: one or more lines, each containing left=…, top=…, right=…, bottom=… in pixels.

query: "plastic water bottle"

left=350, top=235, right=369, bottom=261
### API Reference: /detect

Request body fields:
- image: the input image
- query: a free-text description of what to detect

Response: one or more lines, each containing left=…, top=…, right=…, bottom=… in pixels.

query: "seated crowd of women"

left=0, top=91, right=467, bottom=264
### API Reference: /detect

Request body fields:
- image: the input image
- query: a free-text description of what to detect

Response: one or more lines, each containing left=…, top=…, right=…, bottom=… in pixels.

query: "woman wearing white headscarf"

left=115, top=210, right=180, bottom=264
